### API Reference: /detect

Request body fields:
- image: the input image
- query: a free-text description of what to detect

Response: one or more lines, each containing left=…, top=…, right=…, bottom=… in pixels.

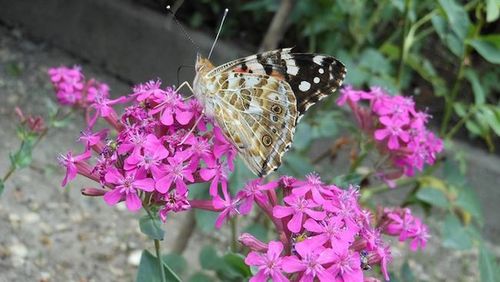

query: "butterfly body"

left=193, top=48, right=346, bottom=177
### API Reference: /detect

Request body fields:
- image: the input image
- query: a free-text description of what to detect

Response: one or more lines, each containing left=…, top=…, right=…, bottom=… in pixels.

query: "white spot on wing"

left=313, top=56, right=323, bottom=65
left=313, top=77, right=320, bottom=83
left=298, top=81, right=311, bottom=92
left=318, top=68, right=324, bottom=74
left=287, top=66, right=299, bottom=75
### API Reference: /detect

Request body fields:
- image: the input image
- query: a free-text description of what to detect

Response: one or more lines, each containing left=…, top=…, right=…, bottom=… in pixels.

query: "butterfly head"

left=195, top=53, right=214, bottom=75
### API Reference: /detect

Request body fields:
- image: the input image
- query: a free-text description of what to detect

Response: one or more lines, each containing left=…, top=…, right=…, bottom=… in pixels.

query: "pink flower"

left=238, top=178, right=278, bottom=214
left=213, top=127, right=237, bottom=169
left=303, top=216, right=355, bottom=249
left=384, top=208, right=415, bottom=241
left=154, top=92, right=194, bottom=126
left=292, top=173, right=334, bottom=204
left=78, top=129, right=108, bottom=149
left=374, top=116, right=410, bottom=150
left=184, top=135, right=213, bottom=165
left=239, top=233, right=268, bottom=252
left=155, top=151, right=194, bottom=194
left=133, top=80, right=168, bottom=103
left=282, top=240, right=336, bottom=281
left=103, top=167, right=154, bottom=211
left=158, top=191, right=191, bottom=222
left=328, top=249, right=363, bottom=282
left=58, top=150, right=92, bottom=186
left=408, top=218, right=430, bottom=251
left=338, top=86, right=443, bottom=178
left=125, top=134, right=169, bottom=172
left=212, top=184, right=239, bottom=229
left=368, top=245, right=392, bottom=281
left=245, top=241, right=289, bottom=282
left=87, top=94, right=127, bottom=127
left=337, top=85, right=364, bottom=106
left=200, top=159, right=228, bottom=196
left=273, top=194, right=326, bottom=233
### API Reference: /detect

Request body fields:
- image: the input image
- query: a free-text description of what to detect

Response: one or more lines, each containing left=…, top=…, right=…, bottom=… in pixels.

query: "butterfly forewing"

left=209, top=72, right=297, bottom=176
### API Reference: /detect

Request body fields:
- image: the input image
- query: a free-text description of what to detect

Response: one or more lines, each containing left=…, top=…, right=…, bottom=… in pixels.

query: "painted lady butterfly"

left=186, top=48, right=346, bottom=177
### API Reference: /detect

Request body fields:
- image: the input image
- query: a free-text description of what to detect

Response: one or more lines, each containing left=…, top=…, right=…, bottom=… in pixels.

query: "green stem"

left=445, top=106, right=478, bottom=140
left=154, top=239, right=167, bottom=282
left=230, top=217, right=238, bottom=252
left=396, top=0, right=412, bottom=89
left=2, top=166, right=15, bottom=182
left=348, top=151, right=368, bottom=174
left=440, top=59, right=467, bottom=136
left=352, top=0, right=388, bottom=53
left=440, top=6, right=484, bottom=136
left=361, top=177, right=416, bottom=202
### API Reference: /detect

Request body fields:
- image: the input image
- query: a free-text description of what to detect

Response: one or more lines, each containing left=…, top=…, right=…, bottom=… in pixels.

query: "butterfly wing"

left=209, top=71, right=298, bottom=176
left=206, top=48, right=347, bottom=118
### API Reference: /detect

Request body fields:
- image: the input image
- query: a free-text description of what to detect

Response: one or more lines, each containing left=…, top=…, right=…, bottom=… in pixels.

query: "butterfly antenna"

left=208, top=8, right=229, bottom=59
left=166, top=5, right=201, bottom=53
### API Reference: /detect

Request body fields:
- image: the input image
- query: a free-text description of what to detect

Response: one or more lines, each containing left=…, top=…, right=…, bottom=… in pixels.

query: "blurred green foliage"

left=178, top=0, right=500, bottom=148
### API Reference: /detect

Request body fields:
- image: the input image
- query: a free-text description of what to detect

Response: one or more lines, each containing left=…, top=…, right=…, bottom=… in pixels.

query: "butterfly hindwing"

left=208, top=71, right=298, bottom=176
left=207, top=48, right=346, bottom=117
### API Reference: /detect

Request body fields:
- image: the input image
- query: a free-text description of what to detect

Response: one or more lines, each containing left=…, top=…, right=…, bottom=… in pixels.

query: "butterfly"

left=189, top=48, right=346, bottom=177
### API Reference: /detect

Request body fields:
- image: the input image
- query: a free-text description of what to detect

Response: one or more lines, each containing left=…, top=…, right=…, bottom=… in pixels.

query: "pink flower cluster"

left=337, top=86, right=443, bottom=180
left=56, top=73, right=237, bottom=220
left=193, top=173, right=429, bottom=281
left=377, top=207, right=430, bottom=252
left=49, top=66, right=110, bottom=108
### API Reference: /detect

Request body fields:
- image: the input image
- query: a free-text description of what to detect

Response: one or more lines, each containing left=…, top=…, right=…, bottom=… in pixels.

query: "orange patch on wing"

left=232, top=68, right=247, bottom=73
left=269, top=70, right=285, bottom=80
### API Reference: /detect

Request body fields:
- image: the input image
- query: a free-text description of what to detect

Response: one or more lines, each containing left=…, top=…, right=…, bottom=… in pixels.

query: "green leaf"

left=442, top=214, right=472, bottom=250
left=281, top=152, right=315, bottom=176
left=455, top=185, right=483, bottom=223
left=464, top=69, right=486, bottom=104
left=293, top=122, right=314, bottom=151
left=311, top=112, right=340, bottom=139
left=199, top=245, right=223, bottom=271
left=453, top=102, right=467, bottom=117
left=359, top=48, right=391, bottom=74
left=416, top=187, right=449, bottom=208
left=400, top=261, right=416, bottom=282
left=6, top=61, right=23, bottom=77
left=479, top=243, right=499, bottom=282
left=480, top=105, right=500, bottom=136
left=188, top=182, right=210, bottom=199
left=0, top=180, right=4, bottom=196
left=443, top=157, right=466, bottom=186
left=188, top=272, right=214, bottom=282
left=222, top=253, right=252, bottom=277
left=431, top=14, right=464, bottom=56
left=243, top=223, right=268, bottom=242
left=229, top=157, right=253, bottom=195
left=139, top=214, right=165, bottom=240
left=438, top=0, right=471, bottom=40
left=162, top=253, right=187, bottom=275
left=195, top=209, right=218, bottom=233
left=407, top=55, right=447, bottom=97
left=136, top=250, right=182, bottom=282
left=485, top=0, right=500, bottom=22
left=9, top=141, right=34, bottom=169
left=468, top=38, right=500, bottom=64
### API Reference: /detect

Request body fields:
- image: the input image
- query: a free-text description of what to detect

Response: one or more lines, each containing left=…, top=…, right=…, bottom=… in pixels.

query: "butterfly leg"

left=178, top=113, right=204, bottom=145
left=175, top=81, right=195, bottom=100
